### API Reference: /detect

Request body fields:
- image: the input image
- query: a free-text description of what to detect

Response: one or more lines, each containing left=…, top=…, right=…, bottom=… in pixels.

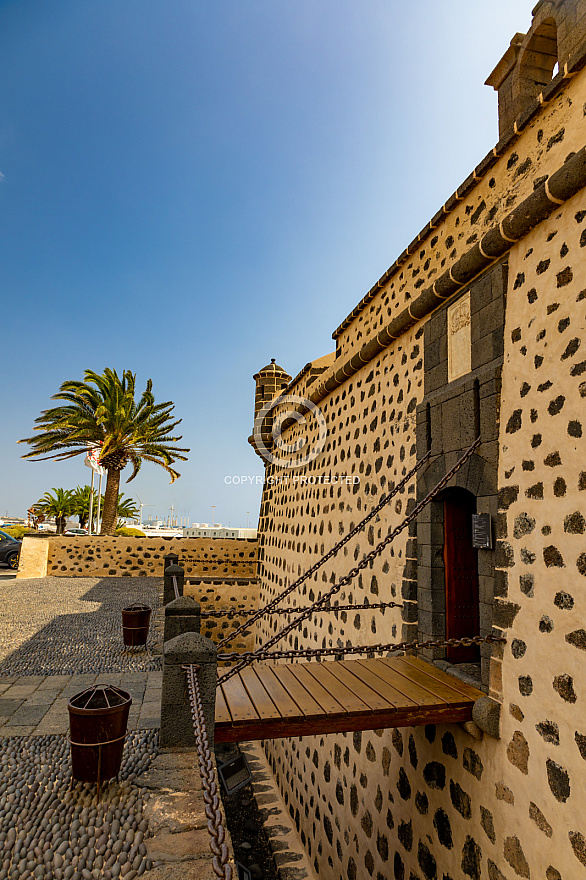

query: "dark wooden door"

left=443, top=494, right=480, bottom=663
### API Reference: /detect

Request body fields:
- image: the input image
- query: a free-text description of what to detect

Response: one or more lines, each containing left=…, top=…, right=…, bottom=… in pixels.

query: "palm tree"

left=71, top=485, right=104, bottom=530
left=35, top=488, right=76, bottom=535
left=20, top=368, right=189, bottom=536
left=116, top=493, right=140, bottom=524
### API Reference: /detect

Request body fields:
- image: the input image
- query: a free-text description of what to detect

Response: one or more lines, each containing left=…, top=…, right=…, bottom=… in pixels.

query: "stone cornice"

left=312, top=146, right=585, bottom=405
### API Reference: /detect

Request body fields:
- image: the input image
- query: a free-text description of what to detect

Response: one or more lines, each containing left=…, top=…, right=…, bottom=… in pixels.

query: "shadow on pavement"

left=0, top=577, right=163, bottom=676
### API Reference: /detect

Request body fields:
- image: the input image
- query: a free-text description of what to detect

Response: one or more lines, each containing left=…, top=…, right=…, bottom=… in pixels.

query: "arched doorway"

left=442, top=488, right=480, bottom=663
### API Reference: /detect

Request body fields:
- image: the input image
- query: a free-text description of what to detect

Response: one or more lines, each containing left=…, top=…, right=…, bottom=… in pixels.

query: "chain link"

left=218, top=437, right=481, bottom=685
left=201, top=601, right=402, bottom=619
left=217, top=633, right=505, bottom=663
left=184, top=665, right=233, bottom=880
left=216, top=451, right=431, bottom=650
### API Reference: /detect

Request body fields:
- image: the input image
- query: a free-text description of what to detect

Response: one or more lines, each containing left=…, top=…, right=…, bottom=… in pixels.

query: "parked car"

left=63, top=528, right=89, bottom=536
left=0, top=530, right=21, bottom=570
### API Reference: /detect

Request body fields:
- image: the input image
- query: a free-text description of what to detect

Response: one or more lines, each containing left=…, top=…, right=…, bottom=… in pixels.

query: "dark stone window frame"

left=414, top=454, right=497, bottom=691
left=403, top=260, right=506, bottom=691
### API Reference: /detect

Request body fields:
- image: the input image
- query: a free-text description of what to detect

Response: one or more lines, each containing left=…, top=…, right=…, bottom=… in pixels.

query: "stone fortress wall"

left=17, top=536, right=259, bottom=654
left=43, top=536, right=258, bottom=578
left=185, top=577, right=259, bottom=657
left=251, top=5, right=586, bottom=879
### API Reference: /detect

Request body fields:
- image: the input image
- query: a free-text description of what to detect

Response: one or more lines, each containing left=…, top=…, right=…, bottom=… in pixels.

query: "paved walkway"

left=0, top=670, right=162, bottom=736
left=0, top=576, right=168, bottom=880
left=0, top=575, right=165, bottom=734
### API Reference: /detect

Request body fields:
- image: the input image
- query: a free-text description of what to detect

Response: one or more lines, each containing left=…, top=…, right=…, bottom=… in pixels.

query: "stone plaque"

left=447, top=292, right=471, bottom=382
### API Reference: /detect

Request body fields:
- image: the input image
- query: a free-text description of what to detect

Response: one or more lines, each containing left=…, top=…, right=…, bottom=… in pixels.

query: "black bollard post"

left=160, top=632, right=217, bottom=749
left=164, top=595, right=201, bottom=642
left=163, top=552, right=179, bottom=573
left=163, top=563, right=184, bottom=605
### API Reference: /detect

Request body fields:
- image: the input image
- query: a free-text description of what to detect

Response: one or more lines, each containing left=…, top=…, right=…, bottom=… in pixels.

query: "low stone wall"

left=185, top=577, right=260, bottom=659
left=16, top=536, right=50, bottom=579
left=38, top=536, right=257, bottom=578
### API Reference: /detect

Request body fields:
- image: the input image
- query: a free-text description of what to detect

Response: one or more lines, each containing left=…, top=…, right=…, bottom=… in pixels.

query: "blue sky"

left=1, top=0, right=531, bottom=526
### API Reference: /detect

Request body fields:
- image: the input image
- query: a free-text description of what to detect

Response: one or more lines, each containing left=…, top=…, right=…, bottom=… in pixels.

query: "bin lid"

left=122, top=603, right=151, bottom=612
left=68, top=684, right=131, bottom=711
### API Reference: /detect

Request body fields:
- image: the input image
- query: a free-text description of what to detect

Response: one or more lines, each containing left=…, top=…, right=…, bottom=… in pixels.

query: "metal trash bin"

left=68, top=685, right=132, bottom=789
left=121, top=602, right=152, bottom=647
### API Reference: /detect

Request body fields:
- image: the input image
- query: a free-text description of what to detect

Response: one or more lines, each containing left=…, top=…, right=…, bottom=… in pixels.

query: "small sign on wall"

left=472, top=513, right=492, bottom=549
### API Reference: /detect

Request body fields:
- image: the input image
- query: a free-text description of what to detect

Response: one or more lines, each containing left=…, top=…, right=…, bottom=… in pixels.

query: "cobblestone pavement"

left=0, top=730, right=160, bottom=880
left=0, top=577, right=163, bottom=676
left=0, top=577, right=169, bottom=880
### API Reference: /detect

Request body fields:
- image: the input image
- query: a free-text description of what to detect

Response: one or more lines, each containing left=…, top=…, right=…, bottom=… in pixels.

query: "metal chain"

left=201, top=601, right=402, bottom=619
left=218, top=437, right=480, bottom=685
left=184, top=665, right=233, bottom=880
left=215, top=451, right=431, bottom=650
left=177, top=557, right=255, bottom=562
left=211, top=601, right=402, bottom=647
left=217, top=633, right=505, bottom=664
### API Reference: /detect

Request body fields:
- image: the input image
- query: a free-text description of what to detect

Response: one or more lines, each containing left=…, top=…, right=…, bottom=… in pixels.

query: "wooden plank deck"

left=215, top=657, right=484, bottom=743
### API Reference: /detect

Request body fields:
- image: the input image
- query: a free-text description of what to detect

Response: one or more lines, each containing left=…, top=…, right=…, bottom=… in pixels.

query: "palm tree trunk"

left=100, top=469, right=121, bottom=535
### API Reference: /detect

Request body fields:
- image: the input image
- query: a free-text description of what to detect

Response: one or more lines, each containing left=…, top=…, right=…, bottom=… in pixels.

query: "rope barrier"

left=172, top=574, right=180, bottom=600
left=218, top=438, right=481, bottom=685
left=216, top=450, right=431, bottom=650
left=184, top=665, right=233, bottom=880
left=216, top=633, right=504, bottom=664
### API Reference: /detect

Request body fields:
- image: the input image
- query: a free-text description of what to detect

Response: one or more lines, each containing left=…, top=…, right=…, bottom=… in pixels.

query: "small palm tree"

left=20, top=369, right=189, bottom=536
left=35, top=488, right=76, bottom=535
left=116, top=493, right=140, bottom=523
left=71, top=485, right=104, bottom=530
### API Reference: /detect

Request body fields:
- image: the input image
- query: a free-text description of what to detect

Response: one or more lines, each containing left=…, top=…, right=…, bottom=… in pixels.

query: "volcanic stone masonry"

left=40, top=537, right=257, bottom=578
left=249, top=3, right=586, bottom=879
left=18, top=537, right=260, bottom=656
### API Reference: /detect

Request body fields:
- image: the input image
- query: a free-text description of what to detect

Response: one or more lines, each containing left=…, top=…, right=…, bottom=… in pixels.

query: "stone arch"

left=417, top=452, right=497, bottom=502
left=516, top=16, right=559, bottom=115
left=485, top=0, right=583, bottom=137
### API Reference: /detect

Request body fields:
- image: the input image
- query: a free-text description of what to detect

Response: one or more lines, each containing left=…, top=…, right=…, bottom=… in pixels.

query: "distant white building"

left=182, top=523, right=257, bottom=539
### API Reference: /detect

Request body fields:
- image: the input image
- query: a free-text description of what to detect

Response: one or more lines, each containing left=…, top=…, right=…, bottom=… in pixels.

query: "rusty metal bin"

left=68, top=685, right=132, bottom=786
left=121, top=603, right=152, bottom=647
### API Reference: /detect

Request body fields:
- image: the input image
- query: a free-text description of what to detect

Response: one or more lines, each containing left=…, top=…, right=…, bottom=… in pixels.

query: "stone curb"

left=143, top=749, right=235, bottom=879
left=240, top=741, right=318, bottom=880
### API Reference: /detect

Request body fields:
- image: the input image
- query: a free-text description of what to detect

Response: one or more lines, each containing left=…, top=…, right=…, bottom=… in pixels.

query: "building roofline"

left=331, top=39, right=586, bottom=341
left=311, top=145, right=585, bottom=405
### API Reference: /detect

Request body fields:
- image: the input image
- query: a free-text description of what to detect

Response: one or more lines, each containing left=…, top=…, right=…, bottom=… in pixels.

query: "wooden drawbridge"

left=215, top=655, right=484, bottom=743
